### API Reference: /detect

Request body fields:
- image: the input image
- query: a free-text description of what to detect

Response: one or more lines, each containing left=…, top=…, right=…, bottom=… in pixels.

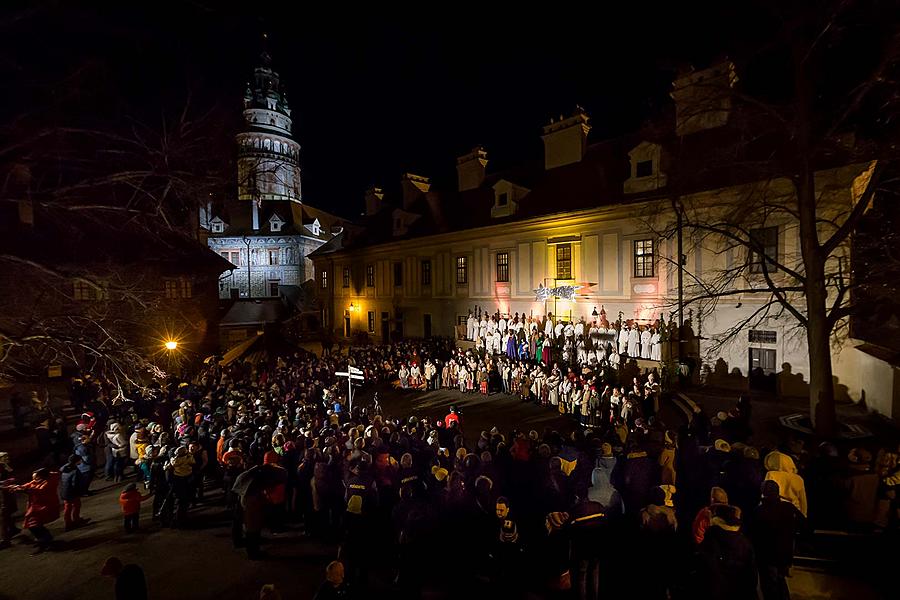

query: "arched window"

left=263, top=139, right=271, bottom=151
left=273, top=141, right=280, bottom=153
left=254, top=139, right=260, bottom=149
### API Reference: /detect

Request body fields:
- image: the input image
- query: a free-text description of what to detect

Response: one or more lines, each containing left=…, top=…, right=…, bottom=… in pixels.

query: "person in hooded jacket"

left=694, top=504, right=758, bottom=600
left=588, top=443, right=623, bottom=517
left=763, top=451, right=807, bottom=518
left=752, top=480, right=797, bottom=600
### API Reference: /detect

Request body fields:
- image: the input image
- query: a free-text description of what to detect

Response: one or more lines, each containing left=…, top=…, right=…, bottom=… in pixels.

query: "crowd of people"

left=0, top=332, right=899, bottom=599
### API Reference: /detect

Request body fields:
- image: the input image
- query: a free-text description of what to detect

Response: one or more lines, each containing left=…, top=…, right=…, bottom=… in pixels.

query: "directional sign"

left=349, top=366, right=363, bottom=375
left=335, top=371, right=364, bottom=380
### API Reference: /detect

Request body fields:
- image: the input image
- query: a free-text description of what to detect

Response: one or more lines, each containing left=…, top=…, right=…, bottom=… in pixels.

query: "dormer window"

left=306, top=218, right=321, bottom=236
left=635, top=160, right=653, bottom=178
left=269, top=213, right=284, bottom=233
left=491, top=180, right=528, bottom=219
left=624, top=142, right=667, bottom=194
left=210, top=217, right=225, bottom=233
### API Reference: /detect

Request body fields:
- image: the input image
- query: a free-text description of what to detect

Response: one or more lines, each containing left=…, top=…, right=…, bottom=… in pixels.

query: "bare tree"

left=645, top=1, right=900, bottom=436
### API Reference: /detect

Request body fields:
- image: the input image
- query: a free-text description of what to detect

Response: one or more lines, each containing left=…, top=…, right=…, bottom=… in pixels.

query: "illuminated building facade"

left=200, top=50, right=343, bottom=300
left=312, top=63, right=878, bottom=405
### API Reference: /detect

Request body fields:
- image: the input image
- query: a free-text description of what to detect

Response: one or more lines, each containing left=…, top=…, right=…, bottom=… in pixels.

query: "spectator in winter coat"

left=753, top=480, right=798, bottom=600
left=13, top=468, right=61, bottom=554
left=588, top=443, right=622, bottom=515
left=695, top=504, right=758, bottom=600
left=119, top=483, right=151, bottom=532
left=764, top=451, right=808, bottom=518
left=611, top=443, right=659, bottom=516
left=73, top=433, right=95, bottom=495
left=105, top=423, right=129, bottom=483
left=692, top=486, right=730, bottom=545
left=60, top=454, right=89, bottom=531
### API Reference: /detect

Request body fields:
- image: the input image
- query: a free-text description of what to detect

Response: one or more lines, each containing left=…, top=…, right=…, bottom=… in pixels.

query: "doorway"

left=749, top=347, right=777, bottom=392
left=344, top=310, right=351, bottom=338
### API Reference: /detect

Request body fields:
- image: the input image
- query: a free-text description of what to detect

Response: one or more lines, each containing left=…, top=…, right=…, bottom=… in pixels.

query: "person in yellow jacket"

left=763, top=451, right=808, bottom=517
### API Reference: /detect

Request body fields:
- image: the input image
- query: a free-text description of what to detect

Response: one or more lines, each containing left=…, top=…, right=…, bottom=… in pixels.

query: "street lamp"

left=164, top=340, right=178, bottom=351
left=242, top=235, right=252, bottom=299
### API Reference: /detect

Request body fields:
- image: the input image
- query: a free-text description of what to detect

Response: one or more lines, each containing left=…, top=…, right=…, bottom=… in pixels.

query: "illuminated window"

left=164, top=278, right=191, bottom=299
left=222, top=250, right=242, bottom=266
left=749, top=227, right=778, bottom=274
left=73, top=280, right=93, bottom=301
left=342, top=267, right=350, bottom=288
left=164, top=279, right=178, bottom=299
left=635, top=159, right=653, bottom=178
left=556, top=244, right=572, bottom=279
left=421, top=260, right=431, bottom=285
left=496, top=252, right=509, bottom=282
left=456, top=256, right=468, bottom=285
left=367, top=311, right=375, bottom=333
left=320, top=270, right=328, bottom=289
left=393, top=262, right=403, bottom=286
left=633, top=239, right=654, bottom=277
left=366, top=264, right=375, bottom=287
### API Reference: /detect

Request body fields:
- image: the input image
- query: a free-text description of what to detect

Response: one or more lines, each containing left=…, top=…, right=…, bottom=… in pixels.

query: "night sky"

left=3, top=2, right=776, bottom=218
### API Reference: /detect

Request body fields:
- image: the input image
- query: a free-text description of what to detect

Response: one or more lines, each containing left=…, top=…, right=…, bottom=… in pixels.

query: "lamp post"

left=242, top=235, right=252, bottom=299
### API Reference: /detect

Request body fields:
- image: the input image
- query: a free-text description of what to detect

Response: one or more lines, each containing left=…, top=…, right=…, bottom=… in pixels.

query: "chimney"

left=670, top=61, right=738, bottom=136
left=541, top=107, right=590, bottom=170
left=364, top=186, right=384, bottom=216
left=456, top=146, right=488, bottom=192
left=400, top=173, right=430, bottom=210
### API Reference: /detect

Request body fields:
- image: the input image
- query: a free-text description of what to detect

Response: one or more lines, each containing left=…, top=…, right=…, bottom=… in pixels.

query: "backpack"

left=346, top=482, right=367, bottom=514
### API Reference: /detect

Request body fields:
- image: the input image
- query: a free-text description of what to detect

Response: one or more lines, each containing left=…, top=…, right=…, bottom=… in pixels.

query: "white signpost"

left=335, top=365, right=364, bottom=412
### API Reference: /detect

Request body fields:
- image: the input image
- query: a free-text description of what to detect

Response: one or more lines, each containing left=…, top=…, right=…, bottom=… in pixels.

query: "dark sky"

left=2, top=2, right=774, bottom=218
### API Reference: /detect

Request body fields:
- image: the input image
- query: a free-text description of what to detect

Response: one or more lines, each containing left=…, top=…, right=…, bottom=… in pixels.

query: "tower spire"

left=259, top=32, right=272, bottom=68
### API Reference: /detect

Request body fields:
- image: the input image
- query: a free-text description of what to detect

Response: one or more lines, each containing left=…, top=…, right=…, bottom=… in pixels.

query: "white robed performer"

left=618, top=326, right=629, bottom=355
left=650, top=329, right=662, bottom=361
left=640, top=327, right=652, bottom=359
left=627, top=325, right=641, bottom=357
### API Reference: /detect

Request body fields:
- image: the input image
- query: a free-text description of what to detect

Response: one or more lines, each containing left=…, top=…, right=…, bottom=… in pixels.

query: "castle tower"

left=236, top=46, right=302, bottom=203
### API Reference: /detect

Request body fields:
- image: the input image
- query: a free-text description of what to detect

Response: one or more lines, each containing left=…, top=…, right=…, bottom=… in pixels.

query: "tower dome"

left=236, top=45, right=301, bottom=203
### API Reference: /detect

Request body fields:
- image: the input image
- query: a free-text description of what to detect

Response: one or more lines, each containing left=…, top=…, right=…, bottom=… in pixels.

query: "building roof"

left=312, top=103, right=863, bottom=257
left=0, top=203, right=233, bottom=277
left=208, top=199, right=345, bottom=242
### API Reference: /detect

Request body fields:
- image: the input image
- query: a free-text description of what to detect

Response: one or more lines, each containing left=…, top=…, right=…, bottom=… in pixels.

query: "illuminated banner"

left=534, top=282, right=596, bottom=301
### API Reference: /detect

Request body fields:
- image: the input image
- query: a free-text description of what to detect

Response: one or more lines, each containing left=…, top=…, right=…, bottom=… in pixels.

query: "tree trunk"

left=805, top=286, right=837, bottom=437
left=793, top=44, right=837, bottom=438
left=796, top=170, right=837, bottom=438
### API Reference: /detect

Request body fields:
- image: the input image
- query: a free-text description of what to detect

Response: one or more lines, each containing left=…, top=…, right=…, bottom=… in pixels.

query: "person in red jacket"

left=119, top=483, right=152, bottom=532
left=13, top=468, right=60, bottom=554
left=263, top=451, right=287, bottom=532
left=444, top=406, right=461, bottom=430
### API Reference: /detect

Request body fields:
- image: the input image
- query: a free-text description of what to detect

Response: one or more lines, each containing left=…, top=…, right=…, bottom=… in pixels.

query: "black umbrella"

left=230, top=463, right=288, bottom=498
